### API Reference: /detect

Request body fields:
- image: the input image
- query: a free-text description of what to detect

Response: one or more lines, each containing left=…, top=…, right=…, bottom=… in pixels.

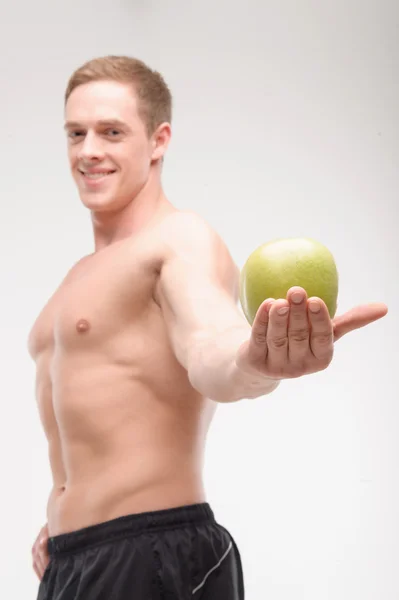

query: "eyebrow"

left=63, top=119, right=129, bottom=131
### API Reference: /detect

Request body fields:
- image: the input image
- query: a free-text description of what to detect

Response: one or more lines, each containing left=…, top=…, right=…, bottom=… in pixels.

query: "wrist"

left=230, top=359, right=280, bottom=400
left=188, top=326, right=280, bottom=403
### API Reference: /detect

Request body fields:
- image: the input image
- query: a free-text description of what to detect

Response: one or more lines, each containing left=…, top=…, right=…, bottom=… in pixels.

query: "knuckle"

left=291, top=308, right=307, bottom=321
left=269, top=336, right=288, bottom=350
left=256, top=315, right=268, bottom=328
left=253, top=332, right=267, bottom=345
left=289, top=328, right=309, bottom=343
left=313, top=333, right=333, bottom=346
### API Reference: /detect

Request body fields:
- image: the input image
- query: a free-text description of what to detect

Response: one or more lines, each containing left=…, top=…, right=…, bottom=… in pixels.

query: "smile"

left=79, top=170, right=116, bottom=180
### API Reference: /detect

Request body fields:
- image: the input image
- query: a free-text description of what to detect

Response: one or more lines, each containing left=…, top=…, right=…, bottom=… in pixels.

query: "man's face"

left=64, top=80, right=156, bottom=212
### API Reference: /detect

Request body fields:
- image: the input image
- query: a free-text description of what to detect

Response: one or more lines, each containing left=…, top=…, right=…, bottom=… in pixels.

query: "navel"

left=76, top=319, right=91, bottom=333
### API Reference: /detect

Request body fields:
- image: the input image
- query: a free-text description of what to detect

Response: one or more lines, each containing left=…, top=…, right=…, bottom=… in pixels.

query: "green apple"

left=240, top=237, right=339, bottom=324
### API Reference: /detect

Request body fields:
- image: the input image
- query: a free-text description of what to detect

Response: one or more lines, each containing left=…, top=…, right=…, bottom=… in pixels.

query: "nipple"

left=76, top=319, right=90, bottom=333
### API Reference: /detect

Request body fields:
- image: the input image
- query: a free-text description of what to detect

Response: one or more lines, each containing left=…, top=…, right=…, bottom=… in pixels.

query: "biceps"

left=157, top=259, right=245, bottom=369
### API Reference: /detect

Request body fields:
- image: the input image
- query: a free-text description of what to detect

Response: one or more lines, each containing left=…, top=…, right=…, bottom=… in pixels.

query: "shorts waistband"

left=48, top=502, right=215, bottom=557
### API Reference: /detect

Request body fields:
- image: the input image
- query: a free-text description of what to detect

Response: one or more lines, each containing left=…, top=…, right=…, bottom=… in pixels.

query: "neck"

left=90, top=173, right=175, bottom=252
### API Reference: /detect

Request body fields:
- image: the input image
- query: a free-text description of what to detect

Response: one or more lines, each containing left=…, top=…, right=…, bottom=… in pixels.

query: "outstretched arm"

left=156, top=212, right=280, bottom=402
left=156, top=212, right=388, bottom=402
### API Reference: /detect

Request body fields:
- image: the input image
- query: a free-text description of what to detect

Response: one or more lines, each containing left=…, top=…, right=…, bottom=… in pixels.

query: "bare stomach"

left=42, top=367, right=214, bottom=536
left=47, top=452, right=206, bottom=536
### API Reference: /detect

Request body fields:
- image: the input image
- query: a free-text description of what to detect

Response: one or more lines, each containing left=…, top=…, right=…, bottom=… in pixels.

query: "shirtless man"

left=29, top=56, right=388, bottom=599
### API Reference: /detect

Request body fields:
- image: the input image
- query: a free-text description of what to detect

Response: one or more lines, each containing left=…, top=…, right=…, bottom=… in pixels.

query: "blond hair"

left=65, top=56, right=172, bottom=136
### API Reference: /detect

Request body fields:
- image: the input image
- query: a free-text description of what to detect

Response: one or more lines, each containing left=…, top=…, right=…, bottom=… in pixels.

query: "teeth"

left=81, top=171, right=113, bottom=179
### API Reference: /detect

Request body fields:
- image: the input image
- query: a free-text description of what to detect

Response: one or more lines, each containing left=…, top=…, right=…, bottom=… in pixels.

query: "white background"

left=1, top=1, right=397, bottom=598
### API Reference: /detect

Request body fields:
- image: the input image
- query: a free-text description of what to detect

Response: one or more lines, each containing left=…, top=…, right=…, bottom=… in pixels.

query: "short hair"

left=64, top=56, right=172, bottom=136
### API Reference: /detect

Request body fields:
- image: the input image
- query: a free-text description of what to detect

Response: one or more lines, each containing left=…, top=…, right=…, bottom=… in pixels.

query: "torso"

left=28, top=211, right=218, bottom=535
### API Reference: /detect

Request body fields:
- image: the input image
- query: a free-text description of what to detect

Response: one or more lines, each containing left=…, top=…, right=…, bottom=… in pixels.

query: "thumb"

left=333, top=302, right=388, bottom=342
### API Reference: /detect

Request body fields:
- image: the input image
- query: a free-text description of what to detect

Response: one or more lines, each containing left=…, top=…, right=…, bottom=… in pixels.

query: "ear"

left=151, top=122, right=172, bottom=161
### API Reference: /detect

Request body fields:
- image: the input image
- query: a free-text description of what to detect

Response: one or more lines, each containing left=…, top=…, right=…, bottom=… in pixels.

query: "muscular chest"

left=28, top=241, right=162, bottom=360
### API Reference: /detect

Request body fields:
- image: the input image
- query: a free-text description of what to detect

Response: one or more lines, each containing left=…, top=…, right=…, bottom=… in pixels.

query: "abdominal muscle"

left=44, top=362, right=215, bottom=536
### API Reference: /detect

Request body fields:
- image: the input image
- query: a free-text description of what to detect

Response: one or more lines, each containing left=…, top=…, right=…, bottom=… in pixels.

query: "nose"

left=78, top=131, right=105, bottom=162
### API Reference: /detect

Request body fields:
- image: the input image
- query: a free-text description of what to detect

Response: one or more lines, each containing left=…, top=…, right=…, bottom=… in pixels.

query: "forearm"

left=187, top=326, right=280, bottom=403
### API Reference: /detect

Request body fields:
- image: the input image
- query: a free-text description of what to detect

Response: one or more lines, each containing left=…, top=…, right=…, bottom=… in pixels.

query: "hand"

left=236, top=286, right=388, bottom=380
left=32, top=524, right=50, bottom=581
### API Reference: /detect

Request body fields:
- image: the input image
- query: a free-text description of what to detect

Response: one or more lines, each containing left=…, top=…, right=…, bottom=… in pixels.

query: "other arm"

left=32, top=523, right=50, bottom=580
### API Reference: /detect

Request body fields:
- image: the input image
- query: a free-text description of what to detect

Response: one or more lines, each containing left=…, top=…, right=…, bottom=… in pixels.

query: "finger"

left=266, top=299, right=290, bottom=369
left=39, top=538, right=50, bottom=571
left=333, top=302, right=388, bottom=342
left=33, top=560, right=42, bottom=581
left=286, top=287, right=310, bottom=363
left=41, top=555, right=50, bottom=577
left=33, top=545, right=46, bottom=577
left=247, top=298, right=275, bottom=363
left=39, top=536, right=49, bottom=555
left=307, top=297, right=334, bottom=361
left=36, top=553, right=46, bottom=579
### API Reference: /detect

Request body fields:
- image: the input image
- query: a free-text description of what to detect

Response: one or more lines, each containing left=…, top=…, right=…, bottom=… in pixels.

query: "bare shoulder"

left=160, top=210, right=215, bottom=243
left=158, top=209, right=240, bottom=300
left=160, top=210, right=232, bottom=258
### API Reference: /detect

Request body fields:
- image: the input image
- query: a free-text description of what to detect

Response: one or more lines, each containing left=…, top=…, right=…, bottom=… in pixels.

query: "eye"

left=106, top=129, right=121, bottom=137
left=68, top=131, right=84, bottom=139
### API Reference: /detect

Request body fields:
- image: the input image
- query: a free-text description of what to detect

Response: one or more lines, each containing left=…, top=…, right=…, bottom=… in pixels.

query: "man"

left=29, top=56, right=387, bottom=599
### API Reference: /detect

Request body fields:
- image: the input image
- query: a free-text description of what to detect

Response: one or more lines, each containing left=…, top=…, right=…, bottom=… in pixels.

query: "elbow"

left=216, top=375, right=281, bottom=403
left=187, top=371, right=280, bottom=404
left=187, top=365, right=229, bottom=403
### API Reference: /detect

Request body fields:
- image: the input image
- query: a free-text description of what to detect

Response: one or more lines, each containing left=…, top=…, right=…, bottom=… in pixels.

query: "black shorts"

left=37, top=503, right=245, bottom=599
